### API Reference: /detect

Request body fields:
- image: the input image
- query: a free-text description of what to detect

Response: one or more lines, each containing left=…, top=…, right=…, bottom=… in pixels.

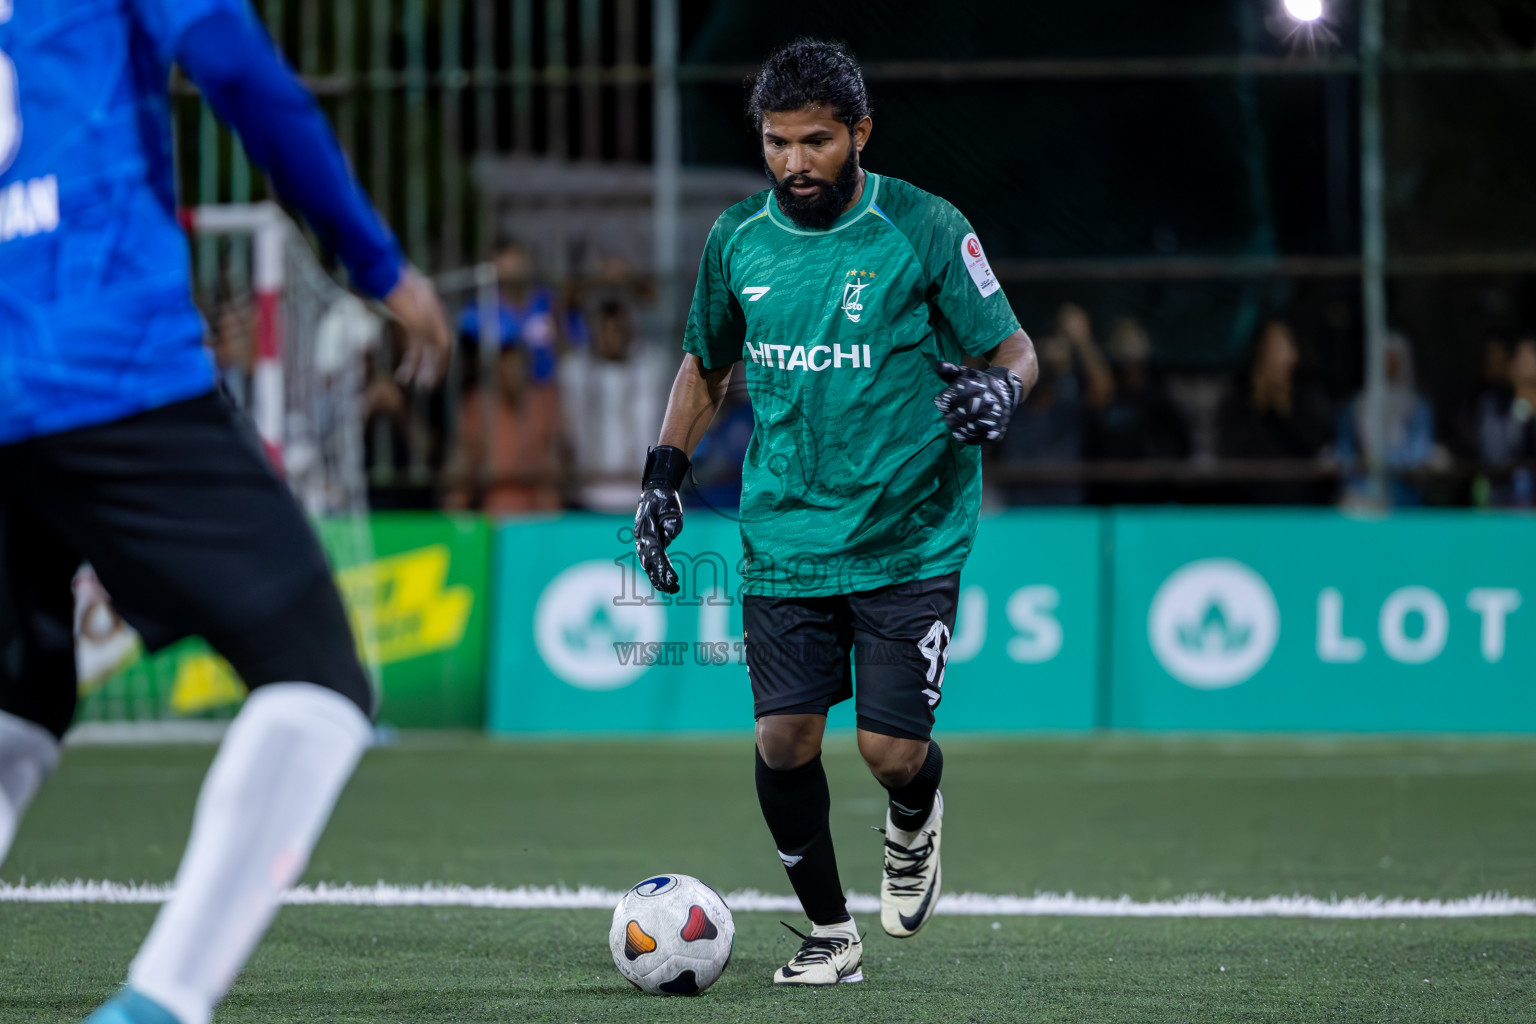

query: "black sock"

left=755, top=749, right=849, bottom=926
left=883, top=740, right=943, bottom=832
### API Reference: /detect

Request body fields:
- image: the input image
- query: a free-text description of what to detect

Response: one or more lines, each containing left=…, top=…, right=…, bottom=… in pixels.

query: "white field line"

left=1, top=881, right=1533, bottom=918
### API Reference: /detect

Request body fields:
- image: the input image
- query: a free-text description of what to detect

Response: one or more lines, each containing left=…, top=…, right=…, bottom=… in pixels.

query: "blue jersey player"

left=0, top=3, right=449, bottom=1022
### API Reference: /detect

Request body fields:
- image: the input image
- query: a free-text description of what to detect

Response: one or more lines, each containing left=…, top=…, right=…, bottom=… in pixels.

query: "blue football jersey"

left=0, top=0, right=244, bottom=443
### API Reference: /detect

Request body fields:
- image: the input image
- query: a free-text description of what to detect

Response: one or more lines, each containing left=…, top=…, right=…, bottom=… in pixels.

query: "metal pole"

left=229, top=138, right=252, bottom=288
left=653, top=0, right=681, bottom=347
left=263, top=0, right=285, bottom=55
left=512, top=0, right=534, bottom=154
left=1325, top=75, right=1351, bottom=252
left=403, top=0, right=428, bottom=268
left=581, top=0, right=602, bottom=161
left=196, top=101, right=220, bottom=295
left=403, top=0, right=429, bottom=482
left=230, top=0, right=274, bottom=289
left=250, top=204, right=287, bottom=467
left=336, top=0, right=357, bottom=154
left=473, top=0, right=496, bottom=258
left=441, top=0, right=465, bottom=270
left=371, top=0, right=393, bottom=239
left=615, top=0, right=638, bottom=160
left=546, top=0, right=568, bottom=160
left=1360, top=0, right=1390, bottom=505
left=299, top=0, right=319, bottom=82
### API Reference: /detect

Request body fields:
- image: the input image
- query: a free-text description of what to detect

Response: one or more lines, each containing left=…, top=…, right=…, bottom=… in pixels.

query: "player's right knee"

left=246, top=660, right=374, bottom=721
left=856, top=731, right=928, bottom=786
left=755, top=716, right=823, bottom=771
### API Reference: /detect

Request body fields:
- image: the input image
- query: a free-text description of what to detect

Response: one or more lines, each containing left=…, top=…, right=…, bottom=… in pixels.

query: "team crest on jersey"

left=841, top=269, right=877, bottom=323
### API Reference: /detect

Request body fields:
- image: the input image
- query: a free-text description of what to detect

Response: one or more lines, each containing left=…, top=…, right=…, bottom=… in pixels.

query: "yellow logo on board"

left=169, top=652, right=245, bottom=715
left=336, top=544, right=474, bottom=665
left=162, top=544, right=474, bottom=714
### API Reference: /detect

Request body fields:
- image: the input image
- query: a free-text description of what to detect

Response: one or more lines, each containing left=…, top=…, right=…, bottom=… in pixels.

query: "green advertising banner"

left=77, top=514, right=489, bottom=729
left=487, top=512, right=1101, bottom=734
left=1110, top=510, right=1536, bottom=731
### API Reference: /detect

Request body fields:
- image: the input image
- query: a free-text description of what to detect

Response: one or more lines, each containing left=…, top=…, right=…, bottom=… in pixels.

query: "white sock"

left=812, top=918, right=860, bottom=939
left=0, top=710, right=60, bottom=868
left=128, top=683, right=371, bottom=1024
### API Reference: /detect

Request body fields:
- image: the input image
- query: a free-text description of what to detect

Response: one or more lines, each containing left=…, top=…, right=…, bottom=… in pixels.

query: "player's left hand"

left=384, top=266, right=452, bottom=388
left=934, top=362, right=1023, bottom=444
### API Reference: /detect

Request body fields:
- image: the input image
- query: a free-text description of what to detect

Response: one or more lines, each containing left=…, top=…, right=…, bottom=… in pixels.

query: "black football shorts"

left=743, top=572, right=959, bottom=741
left=0, top=392, right=373, bottom=738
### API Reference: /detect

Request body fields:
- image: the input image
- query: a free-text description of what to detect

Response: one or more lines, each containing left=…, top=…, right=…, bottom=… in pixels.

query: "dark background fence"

left=182, top=0, right=1536, bottom=509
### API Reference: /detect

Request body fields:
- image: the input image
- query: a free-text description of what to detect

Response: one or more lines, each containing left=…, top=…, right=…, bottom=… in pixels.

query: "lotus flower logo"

left=1149, top=559, right=1280, bottom=689
left=1177, top=601, right=1252, bottom=655
left=534, top=561, right=664, bottom=690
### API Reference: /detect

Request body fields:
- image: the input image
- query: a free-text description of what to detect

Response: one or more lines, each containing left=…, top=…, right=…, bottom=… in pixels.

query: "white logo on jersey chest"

left=841, top=280, right=868, bottom=323
left=742, top=286, right=771, bottom=302
left=839, top=269, right=877, bottom=324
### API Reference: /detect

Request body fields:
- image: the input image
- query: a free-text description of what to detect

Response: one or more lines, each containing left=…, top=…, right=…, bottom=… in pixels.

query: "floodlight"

left=1283, top=0, right=1324, bottom=21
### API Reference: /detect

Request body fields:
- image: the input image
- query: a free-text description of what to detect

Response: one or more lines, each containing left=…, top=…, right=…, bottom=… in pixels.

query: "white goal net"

left=73, top=203, right=381, bottom=732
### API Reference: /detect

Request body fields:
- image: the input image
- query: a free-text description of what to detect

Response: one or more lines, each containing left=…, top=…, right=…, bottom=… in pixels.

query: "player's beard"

left=769, top=148, right=861, bottom=230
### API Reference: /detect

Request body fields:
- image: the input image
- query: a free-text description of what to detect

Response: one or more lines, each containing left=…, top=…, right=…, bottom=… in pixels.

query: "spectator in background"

left=996, top=302, right=1113, bottom=505
left=362, top=340, right=414, bottom=508
left=558, top=273, right=593, bottom=356
left=457, top=240, right=561, bottom=385
left=445, top=337, right=563, bottom=513
left=559, top=257, right=666, bottom=511
left=1055, top=302, right=1115, bottom=410
left=1216, top=319, right=1334, bottom=504
left=364, top=321, right=447, bottom=510
left=1475, top=334, right=1536, bottom=507
left=1086, top=316, right=1191, bottom=503
left=1481, top=330, right=1511, bottom=401
left=209, top=296, right=254, bottom=408
left=1335, top=332, right=1438, bottom=506
left=1455, top=330, right=1511, bottom=460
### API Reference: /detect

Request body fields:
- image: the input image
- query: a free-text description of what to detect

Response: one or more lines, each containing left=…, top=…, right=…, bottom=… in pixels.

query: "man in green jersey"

left=634, top=39, right=1039, bottom=986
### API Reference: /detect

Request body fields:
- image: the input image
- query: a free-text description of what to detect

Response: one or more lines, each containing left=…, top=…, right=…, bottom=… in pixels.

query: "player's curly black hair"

left=748, top=39, right=871, bottom=135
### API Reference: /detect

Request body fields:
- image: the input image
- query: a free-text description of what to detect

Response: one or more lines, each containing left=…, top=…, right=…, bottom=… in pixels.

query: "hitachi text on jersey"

left=743, top=341, right=873, bottom=371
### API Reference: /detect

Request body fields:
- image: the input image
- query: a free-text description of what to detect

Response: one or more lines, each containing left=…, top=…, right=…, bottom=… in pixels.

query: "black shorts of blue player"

left=0, top=392, right=373, bottom=739
left=743, top=573, right=959, bottom=743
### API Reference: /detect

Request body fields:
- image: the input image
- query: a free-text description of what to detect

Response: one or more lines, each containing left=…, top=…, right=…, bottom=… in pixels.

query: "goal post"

left=183, top=201, right=287, bottom=466
left=72, top=203, right=383, bottom=733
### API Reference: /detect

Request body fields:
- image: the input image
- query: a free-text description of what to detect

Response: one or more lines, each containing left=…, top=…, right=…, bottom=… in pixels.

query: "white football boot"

left=880, top=790, right=943, bottom=938
left=773, top=920, right=864, bottom=985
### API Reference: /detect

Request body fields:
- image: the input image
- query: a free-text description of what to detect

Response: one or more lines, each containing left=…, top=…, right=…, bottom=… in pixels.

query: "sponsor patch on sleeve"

left=961, top=232, right=1000, bottom=298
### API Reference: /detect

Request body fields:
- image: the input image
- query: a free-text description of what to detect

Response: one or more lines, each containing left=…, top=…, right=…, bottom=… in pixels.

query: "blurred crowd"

left=360, top=240, right=670, bottom=514
left=207, top=260, right=1536, bottom=513
left=997, top=302, right=1536, bottom=510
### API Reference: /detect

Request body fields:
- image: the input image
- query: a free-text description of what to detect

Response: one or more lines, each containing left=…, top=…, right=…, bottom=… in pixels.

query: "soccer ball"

left=609, top=874, right=735, bottom=995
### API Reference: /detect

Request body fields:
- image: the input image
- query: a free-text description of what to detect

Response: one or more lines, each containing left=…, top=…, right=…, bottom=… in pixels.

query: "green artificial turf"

left=3, top=908, right=1531, bottom=1023
left=2, top=735, right=1534, bottom=1021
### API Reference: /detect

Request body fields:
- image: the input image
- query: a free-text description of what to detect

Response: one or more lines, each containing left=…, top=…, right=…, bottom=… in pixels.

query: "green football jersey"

left=683, top=171, right=1020, bottom=597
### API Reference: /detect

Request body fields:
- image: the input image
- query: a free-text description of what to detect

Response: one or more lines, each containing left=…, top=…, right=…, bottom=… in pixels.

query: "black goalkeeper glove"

left=934, top=361, right=1024, bottom=444
left=635, top=445, right=690, bottom=595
